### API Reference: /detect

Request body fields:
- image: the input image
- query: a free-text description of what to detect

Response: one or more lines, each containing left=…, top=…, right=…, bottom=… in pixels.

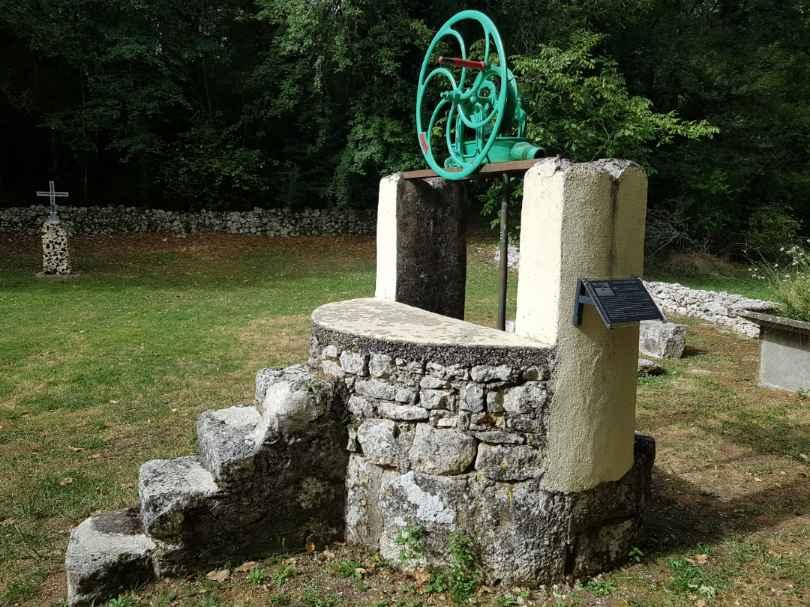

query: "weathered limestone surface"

left=64, top=160, right=657, bottom=602
left=196, top=405, right=261, bottom=482
left=639, top=320, right=688, bottom=359
left=66, top=365, right=348, bottom=606
left=65, top=510, right=156, bottom=607
left=139, top=457, right=218, bottom=541
left=66, top=299, right=655, bottom=603
left=41, top=220, right=71, bottom=274
left=348, top=435, right=654, bottom=585
left=646, top=281, right=777, bottom=337
left=375, top=174, right=467, bottom=318
left=409, top=425, right=477, bottom=475
left=357, top=419, right=399, bottom=467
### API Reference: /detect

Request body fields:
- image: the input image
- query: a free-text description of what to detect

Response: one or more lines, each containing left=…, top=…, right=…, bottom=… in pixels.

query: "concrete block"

left=515, top=158, right=648, bottom=492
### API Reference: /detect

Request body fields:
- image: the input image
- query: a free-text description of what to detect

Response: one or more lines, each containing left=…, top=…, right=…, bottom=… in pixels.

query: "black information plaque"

left=572, top=278, right=665, bottom=328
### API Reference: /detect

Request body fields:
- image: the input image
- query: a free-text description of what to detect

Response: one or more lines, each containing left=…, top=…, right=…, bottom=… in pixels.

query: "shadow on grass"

left=680, top=345, right=708, bottom=358
left=701, top=415, right=810, bottom=464
left=641, top=466, right=810, bottom=559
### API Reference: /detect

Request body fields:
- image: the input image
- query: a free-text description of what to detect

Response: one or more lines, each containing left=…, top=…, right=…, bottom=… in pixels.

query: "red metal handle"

left=437, top=56, right=486, bottom=70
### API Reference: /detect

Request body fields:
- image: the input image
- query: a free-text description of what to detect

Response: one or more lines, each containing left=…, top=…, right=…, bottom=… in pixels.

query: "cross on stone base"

left=36, top=180, right=72, bottom=275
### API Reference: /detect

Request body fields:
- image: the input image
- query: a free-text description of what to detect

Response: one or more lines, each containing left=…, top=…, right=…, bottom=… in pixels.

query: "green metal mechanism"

left=416, top=10, right=541, bottom=180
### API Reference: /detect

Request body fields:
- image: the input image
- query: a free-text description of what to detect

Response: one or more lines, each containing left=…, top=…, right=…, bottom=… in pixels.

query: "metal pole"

left=497, top=174, right=510, bottom=331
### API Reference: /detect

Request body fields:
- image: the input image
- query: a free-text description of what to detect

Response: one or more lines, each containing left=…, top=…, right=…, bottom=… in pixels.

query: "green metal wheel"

left=416, top=10, right=509, bottom=180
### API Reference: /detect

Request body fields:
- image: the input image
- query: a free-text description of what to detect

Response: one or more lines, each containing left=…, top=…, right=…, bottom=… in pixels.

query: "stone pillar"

left=41, top=220, right=72, bottom=275
left=375, top=173, right=466, bottom=319
left=515, top=158, right=648, bottom=492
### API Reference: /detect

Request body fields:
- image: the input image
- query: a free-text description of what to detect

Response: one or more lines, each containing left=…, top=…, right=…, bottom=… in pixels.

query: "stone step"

left=253, top=364, right=335, bottom=435
left=138, top=456, right=218, bottom=542
left=66, top=509, right=156, bottom=607
left=196, top=404, right=262, bottom=483
left=255, top=367, right=285, bottom=405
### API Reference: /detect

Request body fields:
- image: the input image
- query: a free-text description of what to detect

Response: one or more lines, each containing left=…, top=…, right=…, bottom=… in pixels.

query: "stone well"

left=64, top=158, right=656, bottom=605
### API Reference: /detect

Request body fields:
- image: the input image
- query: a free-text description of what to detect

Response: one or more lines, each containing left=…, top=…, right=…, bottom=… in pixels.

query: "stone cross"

left=36, top=180, right=69, bottom=222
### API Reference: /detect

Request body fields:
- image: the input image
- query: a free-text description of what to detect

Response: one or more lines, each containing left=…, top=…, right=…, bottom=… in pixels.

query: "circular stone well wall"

left=310, top=298, right=654, bottom=584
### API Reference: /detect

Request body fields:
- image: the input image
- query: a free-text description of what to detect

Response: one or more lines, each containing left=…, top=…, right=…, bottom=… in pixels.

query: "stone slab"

left=138, top=456, right=218, bottom=541
left=639, top=320, right=687, bottom=359
left=66, top=509, right=155, bottom=607
left=743, top=312, right=810, bottom=393
left=312, top=298, right=553, bottom=368
left=196, top=405, right=261, bottom=482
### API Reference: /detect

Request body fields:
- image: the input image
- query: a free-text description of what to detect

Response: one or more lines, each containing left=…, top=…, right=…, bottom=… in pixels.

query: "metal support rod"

left=497, top=174, right=510, bottom=331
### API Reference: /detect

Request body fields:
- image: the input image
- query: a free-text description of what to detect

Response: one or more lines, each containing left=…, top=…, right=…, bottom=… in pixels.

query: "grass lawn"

left=645, top=253, right=778, bottom=301
left=0, top=233, right=807, bottom=607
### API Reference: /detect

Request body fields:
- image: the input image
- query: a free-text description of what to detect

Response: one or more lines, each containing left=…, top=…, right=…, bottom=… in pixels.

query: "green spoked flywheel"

left=416, top=10, right=540, bottom=180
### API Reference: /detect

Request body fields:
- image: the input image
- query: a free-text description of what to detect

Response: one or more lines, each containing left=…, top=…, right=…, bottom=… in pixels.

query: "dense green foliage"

left=515, top=31, right=718, bottom=166
left=1, top=1, right=808, bottom=252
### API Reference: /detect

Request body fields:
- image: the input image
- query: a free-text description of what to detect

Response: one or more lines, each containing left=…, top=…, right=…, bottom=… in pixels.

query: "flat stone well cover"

left=312, top=298, right=552, bottom=367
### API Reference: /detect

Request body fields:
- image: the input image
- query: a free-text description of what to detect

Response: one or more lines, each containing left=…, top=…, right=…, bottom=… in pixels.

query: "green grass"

left=646, top=271, right=776, bottom=301
left=645, top=252, right=778, bottom=300
left=0, top=233, right=808, bottom=607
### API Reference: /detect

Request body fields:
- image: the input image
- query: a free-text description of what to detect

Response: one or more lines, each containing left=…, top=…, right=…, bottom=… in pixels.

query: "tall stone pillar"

left=515, top=158, right=648, bottom=492
left=375, top=173, right=467, bottom=319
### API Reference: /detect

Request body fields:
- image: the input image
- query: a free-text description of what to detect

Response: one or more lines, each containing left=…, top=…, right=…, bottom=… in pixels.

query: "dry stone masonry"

left=41, top=220, right=72, bottom=274
left=644, top=281, right=777, bottom=337
left=66, top=366, right=348, bottom=606
left=2, top=205, right=375, bottom=236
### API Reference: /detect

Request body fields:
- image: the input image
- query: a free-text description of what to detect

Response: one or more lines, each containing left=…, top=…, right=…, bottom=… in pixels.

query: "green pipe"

left=509, top=141, right=543, bottom=161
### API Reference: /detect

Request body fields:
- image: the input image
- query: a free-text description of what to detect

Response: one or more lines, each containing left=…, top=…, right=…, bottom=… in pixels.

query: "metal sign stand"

left=573, top=278, right=665, bottom=328
left=497, top=175, right=511, bottom=331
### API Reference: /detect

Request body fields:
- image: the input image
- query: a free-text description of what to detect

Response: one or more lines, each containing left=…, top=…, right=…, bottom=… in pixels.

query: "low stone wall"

left=0, top=205, right=376, bottom=236
left=310, top=298, right=654, bottom=585
left=644, top=281, right=776, bottom=338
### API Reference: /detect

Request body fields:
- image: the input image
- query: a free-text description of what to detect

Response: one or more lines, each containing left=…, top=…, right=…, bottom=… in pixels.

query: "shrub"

left=746, top=207, right=803, bottom=260
left=751, top=243, right=810, bottom=321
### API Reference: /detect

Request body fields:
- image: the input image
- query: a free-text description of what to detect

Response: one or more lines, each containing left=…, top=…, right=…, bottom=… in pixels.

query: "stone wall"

left=644, top=281, right=777, bottom=337
left=0, top=205, right=376, bottom=236
left=309, top=298, right=655, bottom=585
